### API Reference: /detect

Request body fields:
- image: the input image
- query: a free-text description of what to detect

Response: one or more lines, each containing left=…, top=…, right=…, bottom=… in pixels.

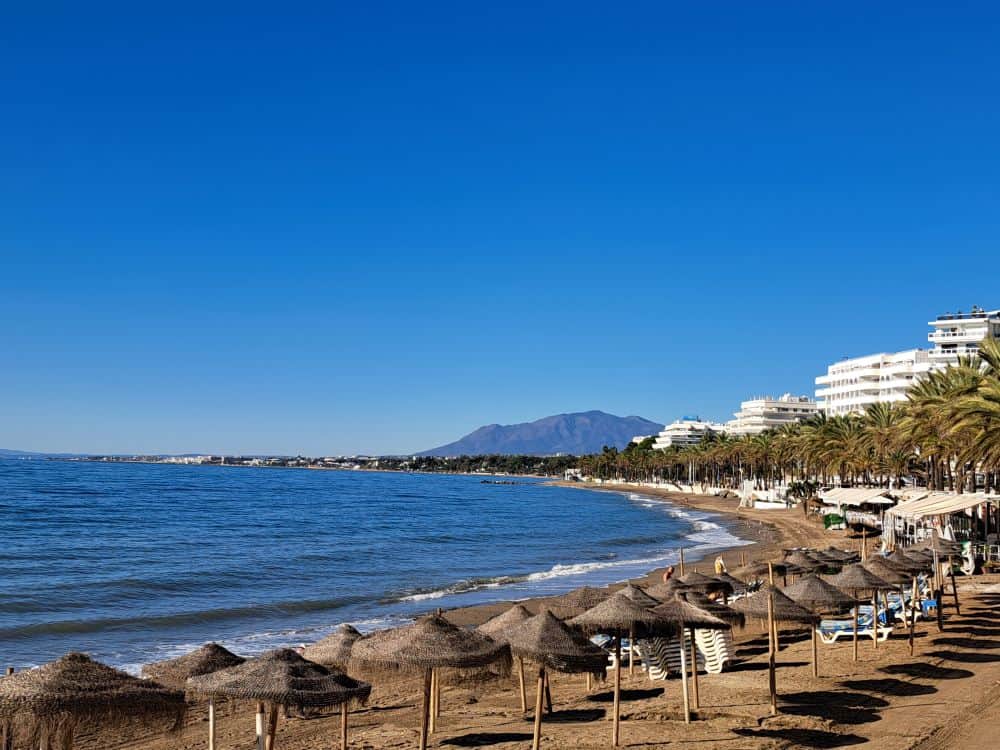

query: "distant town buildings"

left=652, top=417, right=726, bottom=449
left=725, top=394, right=818, bottom=435
left=815, top=305, right=998, bottom=416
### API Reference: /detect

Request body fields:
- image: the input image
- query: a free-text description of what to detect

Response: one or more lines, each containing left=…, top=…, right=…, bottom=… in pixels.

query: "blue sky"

left=2, top=2, right=999, bottom=455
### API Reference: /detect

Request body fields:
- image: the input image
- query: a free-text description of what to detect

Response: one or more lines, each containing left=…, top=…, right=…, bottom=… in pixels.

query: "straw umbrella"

left=142, top=643, right=245, bottom=750
left=730, top=586, right=815, bottom=714
left=505, top=611, right=608, bottom=750
left=645, top=578, right=691, bottom=602
left=783, top=551, right=823, bottom=576
left=570, top=591, right=676, bottom=747
left=546, top=587, right=609, bottom=618
left=650, top=595, right=730, bottom=721
left=712, top=572, right=747, bottom=598
left=915, top=532, right=963, bottom=618
left=618, top=585, right=660, bottom=676
left=477, top=605, right=533, bottom=711
left=682, top=592, right=745, bottom=627
left=188, top=648, right=370, bottom=750
left=887, top=551, right=931, bottom=654
left=676, top=571, right=733, bottom=597
left=825, top=564, right=892, bottom=659
left=302, top=625, right=364, bottom=669
left=732, top=561, right=787, bottom=584
left=0, top=652, right=186, bottom=750
left=780, top=575, right=856, bottom=677
left=350, top=613, right=510, bottom=750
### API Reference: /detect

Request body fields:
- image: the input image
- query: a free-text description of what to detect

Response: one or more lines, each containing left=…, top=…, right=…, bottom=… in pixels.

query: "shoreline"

left=442, top=481, right=811, bottom=628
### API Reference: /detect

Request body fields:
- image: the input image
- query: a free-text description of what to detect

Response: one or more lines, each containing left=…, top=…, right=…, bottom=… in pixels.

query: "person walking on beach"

left=662, top=565, right=675, bottom=584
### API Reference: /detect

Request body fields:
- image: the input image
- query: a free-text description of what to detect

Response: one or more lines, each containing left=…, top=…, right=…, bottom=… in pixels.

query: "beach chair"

left=817, top=614, right=893, bottom=644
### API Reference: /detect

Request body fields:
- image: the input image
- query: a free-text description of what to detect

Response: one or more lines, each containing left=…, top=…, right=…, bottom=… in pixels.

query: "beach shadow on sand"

left=587, top=688, right=663, bottom=703
left=726, top=660, right=808, bottom=673
left=442, top=732, right=535, bottom=746
left=931, top=636, right=1000, bottom=650
left=523, top=708, right=606, bottom=723
left=776, top=690, right=887, bottom=725
left=926, top=649, right=1000, bottom=663
left=880, top=662, right=974, bottom=680
left=732, top=727, right=867, bottom=748
left=839, top=678, right=936, bottom=697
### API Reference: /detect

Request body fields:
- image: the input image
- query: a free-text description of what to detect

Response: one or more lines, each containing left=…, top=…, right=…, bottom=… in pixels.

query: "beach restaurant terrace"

left=884, top=491, right=1000, bottom=564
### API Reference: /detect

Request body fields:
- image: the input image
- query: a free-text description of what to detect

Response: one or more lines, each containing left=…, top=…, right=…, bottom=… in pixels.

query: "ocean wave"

left=394, top=574, right=530, bottom=602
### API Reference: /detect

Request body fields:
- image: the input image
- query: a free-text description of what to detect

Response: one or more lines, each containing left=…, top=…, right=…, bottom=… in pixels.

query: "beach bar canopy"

left=819, top=488, right=895, bottom=507
left=884, top=492, right=1000, bottom=545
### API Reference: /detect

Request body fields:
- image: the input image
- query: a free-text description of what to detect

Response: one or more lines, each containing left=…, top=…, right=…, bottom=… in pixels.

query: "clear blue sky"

left=2, top=2, right=999, bottom=455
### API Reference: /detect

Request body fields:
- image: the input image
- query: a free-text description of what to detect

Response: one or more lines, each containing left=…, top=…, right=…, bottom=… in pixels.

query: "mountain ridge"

left=418, top=410, right=664, bottom=457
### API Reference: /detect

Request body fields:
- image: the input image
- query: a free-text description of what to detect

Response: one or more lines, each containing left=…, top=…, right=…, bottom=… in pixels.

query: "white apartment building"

left=927, top=306, right=1000, bottom=366
left=725, top=393, right=819, bottom=435
left=815, top=349, right=933, bottom=416
left=653, top=417, right=725, bottom=449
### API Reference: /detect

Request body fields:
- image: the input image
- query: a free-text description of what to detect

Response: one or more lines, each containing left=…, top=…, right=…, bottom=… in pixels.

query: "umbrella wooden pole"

left=518, top=657, right=528, bottom=712
left=419, top=668, right=432, bottom=750
left=677, top=628, right=690, bottom=724
left=852, top=602, right=859, bottom=661
left=628, top=626, right=635, bottom=676
left=811, top=625, right=819, bottom=678
left=767, top=590, right=777, bottom=716
left=435, top=668, right=442, bottom=720
left=862, top=529, right=867, bottom=561
left=679, top=549, right=686, bottom=576
left=267, top=704, right=279, bottom=750
left=933, top=549, right=943, bottom=631
left=544, top=672, right=553, bottom=714
left=909, top=577, right=918, bottom=655
left=949, top=558, right=960, bottom=615
left=688, top=627, right=700, bottom=710
left=208, top=697, right=216, bottom=750
left=429, top=669, right=437, bottom=733
left=585, top=672, right=591, bottom=692
left=531, top=666, right=545, bottom=750
left=340, top=703, right=348, bottom=750
left=613, top=637, right=622, bottom=745
left=872, top=592, right=879, bottom=650
left=255, top=702, right=266, bottom=750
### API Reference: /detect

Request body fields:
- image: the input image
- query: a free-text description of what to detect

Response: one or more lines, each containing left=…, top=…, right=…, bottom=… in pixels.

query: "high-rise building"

left=927, top=306, right=1000, bottom=366
left=815, top=350, right=933, bottom=416
left=725, top=394, right=819, bottom=435
left=652, top=417, right=725, bottom=449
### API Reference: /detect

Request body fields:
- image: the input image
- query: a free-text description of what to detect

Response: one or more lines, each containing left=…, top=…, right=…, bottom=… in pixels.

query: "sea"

left=0, top=458, right=748, bottom=673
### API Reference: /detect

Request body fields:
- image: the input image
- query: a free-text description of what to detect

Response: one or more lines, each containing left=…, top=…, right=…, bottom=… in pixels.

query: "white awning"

left=885, top=492, right=999, bottom=521
left=819, top=487, right=894, bottom=507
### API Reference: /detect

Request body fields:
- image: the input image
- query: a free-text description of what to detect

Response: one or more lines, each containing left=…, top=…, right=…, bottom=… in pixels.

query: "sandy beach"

left=71, top=485, right=1000, bottom=750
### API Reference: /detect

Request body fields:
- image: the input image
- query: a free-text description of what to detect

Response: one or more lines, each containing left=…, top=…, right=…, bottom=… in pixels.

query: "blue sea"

left=0, top=459, right=748, bottom=672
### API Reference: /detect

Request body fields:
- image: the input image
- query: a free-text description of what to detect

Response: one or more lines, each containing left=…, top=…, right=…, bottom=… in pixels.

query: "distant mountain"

left=418, top=411, right=664, bottom=457
left=0, top=448, right=82, bottom=458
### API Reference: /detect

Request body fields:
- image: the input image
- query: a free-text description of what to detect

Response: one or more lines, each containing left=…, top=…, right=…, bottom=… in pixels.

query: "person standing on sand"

left=662, top=565, right=675, bottom=584
left=714, top=556, right=727, bottom=574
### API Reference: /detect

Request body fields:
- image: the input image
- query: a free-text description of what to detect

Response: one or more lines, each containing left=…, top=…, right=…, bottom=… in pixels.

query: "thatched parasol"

left=645, top=578, right=691, bottom=601
left=886, top=551, right=929, bottom=574
left=476, top=605, right=534, bottom=712
left=505, top=611, right=609, bottom=750
left=822, top=546, right=859, bottom=563
left=570, top=592, right=675, bottom=747
left=676, top=571, right=732, bottom=596
left=784, top=551, right=823, bottom=571
left=652, top=595, right=731, bottom=721
left=729, top=586, right=816, bottom=623
left=301, top=625, right=364, bottom=669
left=546, top=586, right=609, bottom=618
left=863, top=558, right=910, bottom=586
left=732, top=561, right=787, bottom=583
left=681, top=592, right=745, bottom=627
left=188, top=648, right=371, bottom=750
left=825, top=564, right=893, bottom=660
left=0, top=653, right=186, bottom=750
left=143, top=643, right=246, bottom=690
left=476, top=605, right=533, bottom=642
left=713, top=572, right=747, bottom=594
left=618, top=583, right=661, bottom=607
left=780, top=575, right=857, bottom=677
left=351, top=614, right=510, bottom=750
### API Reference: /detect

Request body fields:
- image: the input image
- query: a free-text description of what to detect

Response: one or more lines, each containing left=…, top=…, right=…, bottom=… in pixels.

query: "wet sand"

left=71, top=485, right=1000, bottom=749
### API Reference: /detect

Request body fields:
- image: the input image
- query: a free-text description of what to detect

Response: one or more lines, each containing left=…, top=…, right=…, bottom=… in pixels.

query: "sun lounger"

left=817, top=616, right=893, bottom=644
